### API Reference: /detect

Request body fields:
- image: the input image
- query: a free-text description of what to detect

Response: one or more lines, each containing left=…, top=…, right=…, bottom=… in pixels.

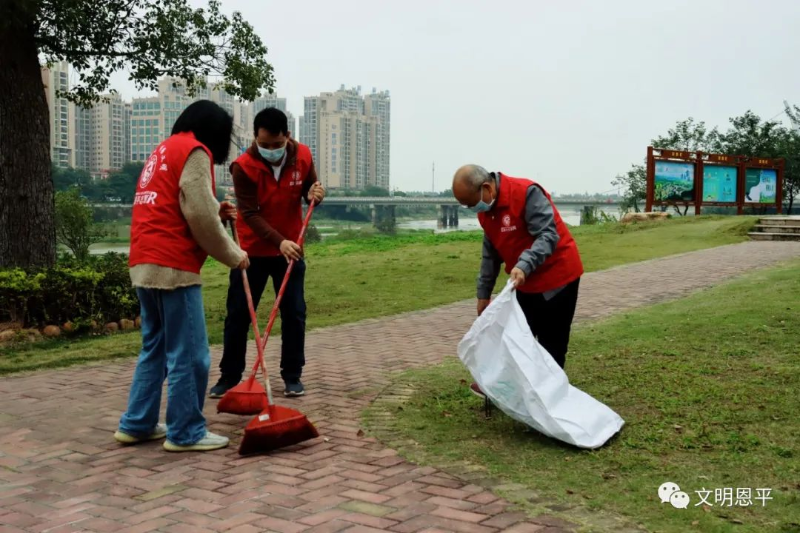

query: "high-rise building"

left=298, top=116, right=307, bottom=146
left=129, top=96, right=161, bottom=164
left=244, top=94, right=295, bottom=135
left=41, top=61, right=76, bottom=168
left=207, top=83, right=238, bottom=185
left=74, top=104, right=93, bottom=172
left=129, top=79, right=232, bottom=147
left=129, top=78, right=252, bottom=186
left=241, top=94, right=284, bottom=136
left=301, top=96, right=320, bottom=165
left=74, top=94, right=131, bottom=179
left=124, top=102, right=132, bottom=165
left=253, top=94, right=287, bottom=114
left=130, top=77, right=194, bottom=162
left=63, top=76, right=305, bottom=188
left=209, top=82, right=236, bottom=119
left=286, top=111, right=297, bottom=138
left=301, top=86, right=390, bottom=190
left=232, top=100, right=249, bottom=155
left=365, top=90, right=391, bottom=190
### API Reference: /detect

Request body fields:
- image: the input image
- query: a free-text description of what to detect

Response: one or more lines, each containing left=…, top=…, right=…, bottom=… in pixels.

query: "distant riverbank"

left=89, top=206, right=625, bottom=254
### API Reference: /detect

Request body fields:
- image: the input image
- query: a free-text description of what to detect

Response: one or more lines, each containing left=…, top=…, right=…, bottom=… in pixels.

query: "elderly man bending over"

left=452, top=165, right=584, bottom=397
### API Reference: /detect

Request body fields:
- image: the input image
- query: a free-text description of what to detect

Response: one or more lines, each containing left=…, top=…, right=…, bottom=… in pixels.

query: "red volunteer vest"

left=478, top=174, right=583, bottom=294
left=234, top=144, right=313, bottom=257
left=129, top=132, right=216, bottom=274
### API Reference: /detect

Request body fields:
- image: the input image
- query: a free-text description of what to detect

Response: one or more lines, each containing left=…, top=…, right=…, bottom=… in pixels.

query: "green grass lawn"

left=365, top=261, right=800, bottom=533
left=1, top=216, right=755, bottom=375
left=91, top=217, right=377, bottom=246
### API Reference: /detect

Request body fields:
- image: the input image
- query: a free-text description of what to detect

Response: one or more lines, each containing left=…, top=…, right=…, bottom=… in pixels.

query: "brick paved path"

left=1, top=242, right=799, bottom=533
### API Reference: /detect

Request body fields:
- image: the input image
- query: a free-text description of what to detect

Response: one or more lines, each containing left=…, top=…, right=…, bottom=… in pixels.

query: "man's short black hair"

left=171, top=100, right=233, bottom=164
left=254, top=107, right=289, bottom=137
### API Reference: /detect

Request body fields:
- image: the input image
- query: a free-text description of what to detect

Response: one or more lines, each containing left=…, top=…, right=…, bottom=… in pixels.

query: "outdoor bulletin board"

left=646, top=147, right=784, bottom=215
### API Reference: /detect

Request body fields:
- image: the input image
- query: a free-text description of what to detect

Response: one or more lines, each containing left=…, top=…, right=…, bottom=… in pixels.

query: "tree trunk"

left=0, top=22, right=56, bottom=268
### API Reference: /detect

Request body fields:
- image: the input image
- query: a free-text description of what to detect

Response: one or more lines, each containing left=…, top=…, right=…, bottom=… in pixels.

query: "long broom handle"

left=255, top=199, right=317, bottom=405
left=228, top=222, right=271, bottom=395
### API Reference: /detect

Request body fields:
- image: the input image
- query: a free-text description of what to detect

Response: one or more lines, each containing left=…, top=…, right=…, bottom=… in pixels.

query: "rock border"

left=0, top=316, right=141, bottom=345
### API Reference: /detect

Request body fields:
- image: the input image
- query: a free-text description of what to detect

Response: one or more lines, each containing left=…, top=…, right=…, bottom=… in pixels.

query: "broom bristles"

left=216, top=376, right=268, bottom=415
left=239, top=421, right=318, bottom=455
left=217, top=391, right=268, bottom=415
left=238, top=406, right=319, bottom=455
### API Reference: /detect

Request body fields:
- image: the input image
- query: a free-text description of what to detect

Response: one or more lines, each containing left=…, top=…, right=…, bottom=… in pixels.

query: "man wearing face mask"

left=210, top=108, right=325, bottom=399
left=452, top=165, right=583, bottom=396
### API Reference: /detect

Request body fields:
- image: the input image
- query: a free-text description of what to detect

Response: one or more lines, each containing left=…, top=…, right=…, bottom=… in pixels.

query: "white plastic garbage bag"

left=457, top=281, right=624, bottom=449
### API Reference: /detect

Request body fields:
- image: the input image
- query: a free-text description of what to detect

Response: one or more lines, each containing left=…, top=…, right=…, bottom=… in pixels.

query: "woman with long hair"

left=114, top=100, right=249, bottom=452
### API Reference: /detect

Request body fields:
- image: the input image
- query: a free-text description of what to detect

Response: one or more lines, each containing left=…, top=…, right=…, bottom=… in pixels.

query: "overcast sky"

left=110, top=0, right=799, bottom=194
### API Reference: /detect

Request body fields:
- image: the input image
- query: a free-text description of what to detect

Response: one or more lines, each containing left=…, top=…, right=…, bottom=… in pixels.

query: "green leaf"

left=33, top=0, right=275, bottom=107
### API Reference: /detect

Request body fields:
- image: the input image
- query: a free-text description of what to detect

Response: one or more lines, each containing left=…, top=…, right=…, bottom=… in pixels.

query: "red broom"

left=218, top=201, right=319, bottom=415
left=238, top=200, right=320, bottom=455
left=215, top=241, right=270, bottom=415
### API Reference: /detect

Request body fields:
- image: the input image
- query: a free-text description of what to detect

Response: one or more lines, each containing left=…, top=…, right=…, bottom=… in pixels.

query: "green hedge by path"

left=0, top=253, right=139, bottom=331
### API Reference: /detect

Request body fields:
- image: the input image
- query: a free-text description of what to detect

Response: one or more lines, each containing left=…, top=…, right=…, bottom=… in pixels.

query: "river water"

left=89, top=207, right=619, bottom=255
left=396, top=206, right=617, bottom=233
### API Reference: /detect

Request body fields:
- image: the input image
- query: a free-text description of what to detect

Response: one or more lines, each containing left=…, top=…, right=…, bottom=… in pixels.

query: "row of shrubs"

left=0, top=253, right=139, bottom=332
left=0, top=216, right=391, bottom=339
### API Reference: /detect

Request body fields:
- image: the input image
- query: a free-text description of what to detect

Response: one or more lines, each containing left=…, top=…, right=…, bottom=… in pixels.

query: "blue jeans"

left=119, top=285, right=210, bottom=445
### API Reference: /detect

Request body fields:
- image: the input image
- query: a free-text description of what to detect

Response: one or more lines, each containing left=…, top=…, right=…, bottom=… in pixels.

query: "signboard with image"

left=744, top=168, right=777, bottom=204
left=702, top=165, right=737, bottom=203
left=646, top=147, right=784, bottom=215
left=654, top=161, right=695, bottom=202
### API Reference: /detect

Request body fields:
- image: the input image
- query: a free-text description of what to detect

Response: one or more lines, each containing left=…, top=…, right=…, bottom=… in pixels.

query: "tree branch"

left=36, top=36, right=141, bottom=58
left=106, top=0, right=139, bottom=56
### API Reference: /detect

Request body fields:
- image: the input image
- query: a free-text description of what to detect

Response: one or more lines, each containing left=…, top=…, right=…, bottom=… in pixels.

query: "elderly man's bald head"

left=453, top=165, right=490, bottom=189
left=452, top=164, right=497, bottom=212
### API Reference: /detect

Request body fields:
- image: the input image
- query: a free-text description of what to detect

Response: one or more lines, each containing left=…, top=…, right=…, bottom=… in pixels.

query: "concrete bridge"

left=93, top=197, right=621, bottom=228
left=321, top=197, right=620, bottom=227
left=319, top=197, right=619, bottom=207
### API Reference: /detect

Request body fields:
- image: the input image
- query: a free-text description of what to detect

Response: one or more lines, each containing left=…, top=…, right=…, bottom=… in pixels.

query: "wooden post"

left=776, top=158, right=785, bottom=215
left=648, top=147, right=655, bottom=212
left=695, top=151, right=703, bottom=215
left=737, top=156, right=745, bottom=216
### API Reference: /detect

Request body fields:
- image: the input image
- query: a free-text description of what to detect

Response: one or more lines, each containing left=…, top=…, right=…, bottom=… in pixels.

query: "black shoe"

left=284, top=379, right=305, bottom=397
left=209, top=376, right=240, bottom=399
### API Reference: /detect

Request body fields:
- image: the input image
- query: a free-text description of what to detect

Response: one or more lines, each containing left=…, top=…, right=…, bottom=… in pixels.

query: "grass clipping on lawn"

left=365, top=261, right=800, bottom=533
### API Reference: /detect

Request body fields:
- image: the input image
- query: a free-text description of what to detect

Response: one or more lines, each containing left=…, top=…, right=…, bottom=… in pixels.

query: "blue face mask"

left=469, top=186, right=495, bottom=213
left=258, top=145, right=285, bottom=163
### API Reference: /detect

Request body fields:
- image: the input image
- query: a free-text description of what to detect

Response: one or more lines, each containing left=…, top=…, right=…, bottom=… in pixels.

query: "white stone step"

left=752, top=224, right=800, bottom=235
left=748, top=232, right=800, bottom=242
left=758, top=216, right=800, bottom=227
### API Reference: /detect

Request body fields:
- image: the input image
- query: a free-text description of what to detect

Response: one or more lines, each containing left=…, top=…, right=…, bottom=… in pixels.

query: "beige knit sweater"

left=129, top=149, right=245, bottom=289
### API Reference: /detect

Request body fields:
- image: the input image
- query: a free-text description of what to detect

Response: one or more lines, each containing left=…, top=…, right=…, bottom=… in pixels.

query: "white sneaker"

left=114, top=423, right=168, bottom=444
left=163, top=431, right=229, bottom=452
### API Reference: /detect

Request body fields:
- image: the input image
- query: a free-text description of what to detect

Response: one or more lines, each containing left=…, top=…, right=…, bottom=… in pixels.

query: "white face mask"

left=469, top=185, right=495, bottom=213
left=258, top=145, right=285, bottom=163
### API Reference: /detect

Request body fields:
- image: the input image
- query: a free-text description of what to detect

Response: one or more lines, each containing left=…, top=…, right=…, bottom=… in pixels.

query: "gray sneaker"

left=163, top=431, right=229, bottom=452
left=114, top=423, right=167, bottom=445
